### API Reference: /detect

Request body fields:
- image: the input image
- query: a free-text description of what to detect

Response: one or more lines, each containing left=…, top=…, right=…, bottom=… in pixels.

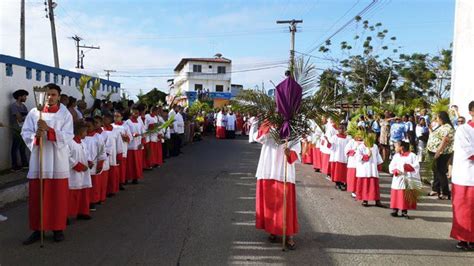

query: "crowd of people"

left=253, top=103, right=474, bottom=251
left=6, top=84, right=193, bottom=244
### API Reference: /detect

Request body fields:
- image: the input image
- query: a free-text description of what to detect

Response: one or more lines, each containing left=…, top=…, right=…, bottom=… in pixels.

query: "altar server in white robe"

left=113, top=111, right=131, bottom=190
left=216, top=109, right=227, bottom=139
left=21, top=83, right=73, bottom=244
left=328, top=122, right=351, bottom=190
left=355, top=135, right=384, bottom=207
left=226, top=111, right=237, bottom=139
left=102, top=113, right=123, bottom=196
left=388, top=141, right=421, bottom=218
left=311, top=121, right=323, bottom=172
left=125, top=105, right=145, bottom=184
left=67, top=121, right=93, bottom=220
left=344, top=132, right=364, bottom=197
left=94, top=116, right=112, bottom=203
left=320, top=117, right=337, bottom=177
left=144, top=108, right=159, bottom=168
left=248, top=116, right=259, bottom=143
left=450, top=101, right=474, bottom=250
left=255, top=122, right=300, bottom=250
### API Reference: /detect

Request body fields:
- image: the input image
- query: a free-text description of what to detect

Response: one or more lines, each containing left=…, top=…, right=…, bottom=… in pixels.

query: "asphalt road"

left=0, top=136, right=473, bottom=265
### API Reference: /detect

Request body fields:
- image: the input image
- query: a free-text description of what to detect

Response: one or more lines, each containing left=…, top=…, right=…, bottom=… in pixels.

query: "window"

left=6, top=63, right=13, bottom=76
left=36, top=69, right=41, bottom=81
left=26, top=67, right=32, bottom=79
left=45, top=72, right=50, bottom=82
left=53, top=74, right=58, bottom=84
left=217, top=66, right=226, bottom=74
left=216, top=85, right=224, bottom=92
left=208, top=65, right=212, bottom=69
left=193, top=64, right=202, bottom=73
left=194, top=84, right=203, bottom=91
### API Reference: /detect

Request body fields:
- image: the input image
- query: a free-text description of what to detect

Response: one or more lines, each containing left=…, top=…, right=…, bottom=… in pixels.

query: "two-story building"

left=171, top=54, right=233, bottom=107
left=0, top=54, right=121, bottom=170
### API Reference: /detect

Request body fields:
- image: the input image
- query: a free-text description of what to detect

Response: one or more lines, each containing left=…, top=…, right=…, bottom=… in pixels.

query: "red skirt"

left=330, top=161, right=347, bottom=183
left=156, top=141, right=163, bottom=166
left=312, top=147, right=321, bottom=170
left=107, top=165, right=120, bottom=195
left=100, top=170, right=109, bottom=202
left=321, top=152, right=331, bottom=175
left=143, top=142, right=157, bottom=168
left=28, top=179, right=69, bottom=231
left=120, top=157, right=127, bottom=184
left=302, top=146, right=313, bottom=164
left=390, top=189, right=416, bottom=210
left=346, top=168, right=357, bottom=193
left=68, top=188, right=90, bottom=217
left=450, top=184, right=474, bottom=242
left=356, top=177, right=380, bottom=201
left=216, top=126, right=226, bottom=139
left=255, top=179, right=299, bottom=236
left=90, top=174, right=101, bottom=204
left=126, top=149, right=143, bottom=180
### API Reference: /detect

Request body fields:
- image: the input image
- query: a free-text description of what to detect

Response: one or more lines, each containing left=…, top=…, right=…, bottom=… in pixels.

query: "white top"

left=68, top=139, right=92, bottom=189
left=170, top=111, right=185, bottom=134
left=319, top=122, right=337, bottom=155
left=226, top=114, right=237, bottom=131
left=415, top=125, right=428, bottom=138
left=113, top=122, right=132, bottom=158
left=102, top=127, right=123, bottom=167
left=216, top=112, right=227, bottom=128
left=255, top=131, right=301, bottom=184
left=248, top=116, right=258, bottom=143
left=452, top=123, right=474, bottom=186
left=125, top=118, right=145, bottom=151
left=328, top=134, right=352, bottom=163
left=345, top=139, right=363, bottom=168
left=389, top=152, right=421, bottom=189
left=21, top=104, right=73, bottom=179
left=145, top=114, right=159, bottom=142
left=355, top=144, right=383, bottom=178
left=83, top=132, right=107, bottom=175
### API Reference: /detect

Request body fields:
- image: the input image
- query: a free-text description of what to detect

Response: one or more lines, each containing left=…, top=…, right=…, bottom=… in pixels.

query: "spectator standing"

left=415, top=117, right=429, bottom=162
left=379, top=114, right=391, bottom=162
left=426, top=111, right=455, bottom=199
left=67, top=96, right=79, bottom=122
left=390, top=117, right=406, bottom=156
left=10, top=89, right=29, bottom=171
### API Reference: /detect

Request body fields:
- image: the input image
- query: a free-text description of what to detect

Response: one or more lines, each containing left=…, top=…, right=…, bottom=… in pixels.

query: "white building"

left=0, top=54, right=121, bottom=170
left=451, top=0, right=474, bottom=117
left=171, top=54, right=233, bottom=107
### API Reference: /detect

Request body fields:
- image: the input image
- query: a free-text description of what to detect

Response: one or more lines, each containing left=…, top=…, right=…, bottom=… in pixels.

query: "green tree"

left=137, top=88, right=168, bottom=107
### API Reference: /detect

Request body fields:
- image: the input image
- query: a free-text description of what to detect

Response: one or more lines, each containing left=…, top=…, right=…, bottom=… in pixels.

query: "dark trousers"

left=162, top=140, right=170, bottom=159
left=170, top=133, right=181, bottom=156
left=11, top=132, right=28, bottom=169
left=430, top=152, right=452, bottom=196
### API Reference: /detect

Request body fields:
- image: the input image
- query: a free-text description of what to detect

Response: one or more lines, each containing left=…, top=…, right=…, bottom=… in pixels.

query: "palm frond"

left=294, top=57, right=317, bottom=97
left=78, top=75, right=91, bottom=101
left=90, top=78, right=101, bottom=99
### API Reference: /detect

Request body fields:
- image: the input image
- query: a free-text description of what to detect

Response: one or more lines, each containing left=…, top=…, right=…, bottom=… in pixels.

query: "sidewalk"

left=0, top=169, right=28, bottom=209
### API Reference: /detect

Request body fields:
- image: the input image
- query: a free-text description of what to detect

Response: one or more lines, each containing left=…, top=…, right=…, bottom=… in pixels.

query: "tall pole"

left=70, top=35, right=100, bottom=69
left=20, top=0, right=25, bottom=59
left=47, top=0, right=59, bottom=67
left=277, top=19, right=303, bottom=75
left=104, top=70, right=116, bottom=80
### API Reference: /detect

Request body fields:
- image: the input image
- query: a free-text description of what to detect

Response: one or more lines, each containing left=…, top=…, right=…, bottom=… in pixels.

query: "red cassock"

left=302, top=144, right=313, bottom=164
left=346, top=168, right=357, bottom=193
left=216, top=126, right=226, bottom=139
left=390, top=189, right=416, bottom=210
left=127, top=149, right=143, bottom=180
left=120, top=157, right=127, bottom=184
left=320, top=152, right=331, bottom=175
left=144, top=142, right=159, bottom=168
left=330, top=162, right=347, bottom=183
left=256, top=179, right=299, bottom=236
left=107, top=165, right=120, bottom=194
left=90, top=174, right=101, bottom=204
left=312, top=147, right=321, bottom=170
left=450, top=184, right=474, bottom=242
left=68, top=188, right=90, bottom=217
left=356, top=178, right=380, bottom=201
left=99, top=170, right=109, bottom=201
left=156, top=141, right=163, bottom=166
left=29, top=179, right=69, bottom=231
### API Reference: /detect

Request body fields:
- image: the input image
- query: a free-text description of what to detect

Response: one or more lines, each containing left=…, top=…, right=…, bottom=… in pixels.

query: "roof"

left=0, top=54, right=120, bottom=88
left=174, top=57, right=231, bottom=72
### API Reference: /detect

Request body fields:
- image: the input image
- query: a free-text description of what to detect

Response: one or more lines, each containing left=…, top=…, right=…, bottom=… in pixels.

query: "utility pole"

left=20, top=0, right=25, bottom=59
left=70, top=35, right=100, bottom=69
left=276, top=19, right=303, bottom=75
left=47, top=0, right=59, bottom=67
left=103, top=69, right=116, bottom=80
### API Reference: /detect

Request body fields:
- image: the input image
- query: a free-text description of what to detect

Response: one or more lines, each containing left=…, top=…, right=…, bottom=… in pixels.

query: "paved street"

left=0, top=136, right=473, bottom=265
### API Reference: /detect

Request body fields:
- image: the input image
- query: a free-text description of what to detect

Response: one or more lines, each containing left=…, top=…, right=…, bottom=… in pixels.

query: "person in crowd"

left=67, top=121, right=93, bottom=222
left=93, top=116, right=111, bottom=203
left=10, top=89, right=29, bottom=171
left=311, top=120, right=323, bottom=172
left=320, top=117, right=338, bottom=178
left=457, top=116, right=466, bottom=126
left=405, top=115, right=417, bottom=153
left=215, top=108, right=227, bottom=139
left=357, top=115, right=366, bottom=128
left=226, top=110, right=237, bottom=139
left=415, top=117, right=429, bottom=162
left=379, top=114, right=391, bottom=162
left=389, top=141, right=421, bottom=218
left=113, top=110, right=131, bottom=191
left=60, top=94, right=69, bottom=107
left=75, top=100, right=87, bottom=120
left=426, top=111, right=455, bottom=199
left=67, top=96, right=79, bottom=122
left=248, top=116, right=259, bottom=143
left=345, top=131, right=364, bottom=198
left=83, top=118, right=104, bottom=211
left=328, top=122, right=351, bottom=191
left=254, top=122, right=300, bottom=250
left=21, top=83, right=73, bottom=244
left=236, top=112, right=244, bottom=136
left=420, top=109, right=430, bottom=127
left=371, top=114, right=381, bottom=142
left=125, top=105, right=145, bottom=184
left=169, top=105, right=183, bottom=156
left=355, top=133, right=384, bottom=207
left=450, top=101, right=474, bottom=250
left=450, top=105, right=461, bottom=128
left=161, top=109, right=171, bottom=160
left=390, top=116, right=405, bottom=156
left=102, top=113, right=122, bottom=197
left=144, top=107, right=160, bottom=169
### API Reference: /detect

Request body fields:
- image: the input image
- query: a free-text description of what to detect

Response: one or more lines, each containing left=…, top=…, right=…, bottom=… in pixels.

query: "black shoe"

left=119, top=184, right=125, bottom=191
left=456, top=241, right=469, bottom=250
left=66, top=218, right=71, bottom=225
left=107, top=193, right=115, bottom=198
left=362, top=201, right=369, bottom=207
left=89, top=203, right=97, bottom=212
left=23, top=231, right=41, bottom=245
left=340, top=184, right=347, bottom=191
left=77, top=214, right=92, bottom=220
left=401, top=211, right=411, bottom=219
left=132, top=179, right=138, bottom=184
left=375, top=201, right=387, bottom=208
left=53, top=231, right=64, bottom=242
left=391, top=211, right=399, bottom=217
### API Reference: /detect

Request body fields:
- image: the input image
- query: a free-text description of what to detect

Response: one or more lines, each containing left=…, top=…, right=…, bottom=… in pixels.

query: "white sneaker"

left=0, top=214, right=8, bottom=222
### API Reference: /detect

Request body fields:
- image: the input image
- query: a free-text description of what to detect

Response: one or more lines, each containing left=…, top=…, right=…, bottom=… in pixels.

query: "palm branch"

left=78, top=75, right=91, bottom=101
left=403, top=174, right=423, bottom=205
left=90, top=78, right=101, bottom=99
